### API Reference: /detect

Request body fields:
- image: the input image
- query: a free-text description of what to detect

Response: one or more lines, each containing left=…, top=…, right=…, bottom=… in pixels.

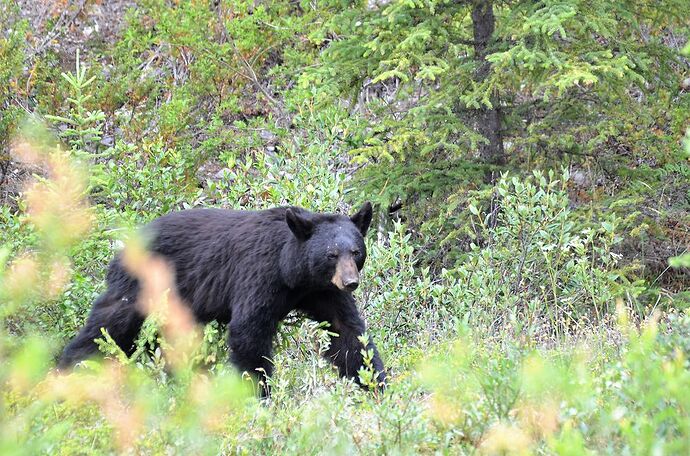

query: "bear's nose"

left=343, top=279, right=359, bottom=292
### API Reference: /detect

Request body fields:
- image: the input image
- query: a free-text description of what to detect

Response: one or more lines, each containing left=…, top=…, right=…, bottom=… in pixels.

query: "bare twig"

left=26, top=0, right=87, bottom=60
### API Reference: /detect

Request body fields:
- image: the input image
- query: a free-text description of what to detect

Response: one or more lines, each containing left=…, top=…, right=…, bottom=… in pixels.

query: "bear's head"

left=284, top=203, right=372, bottom=292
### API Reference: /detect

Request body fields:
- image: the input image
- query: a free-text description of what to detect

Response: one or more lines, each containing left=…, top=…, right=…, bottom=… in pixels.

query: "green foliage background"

left=1, top=0, right=689, bottom=453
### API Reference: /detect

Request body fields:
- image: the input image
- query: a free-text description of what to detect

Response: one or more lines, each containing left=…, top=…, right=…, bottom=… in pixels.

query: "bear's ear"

left=350, top=202, right=373, bottom=236
left=286, top=208, right=314, bottom=241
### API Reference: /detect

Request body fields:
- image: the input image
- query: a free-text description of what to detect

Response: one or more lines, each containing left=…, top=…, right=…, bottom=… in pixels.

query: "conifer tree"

left=307, top=0, right=689, bottom=202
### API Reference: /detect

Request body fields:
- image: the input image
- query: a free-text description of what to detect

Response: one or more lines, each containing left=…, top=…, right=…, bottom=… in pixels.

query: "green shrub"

left=0, top=0, right=26, bottom=156
left=457, top=170, right=634, bottom=335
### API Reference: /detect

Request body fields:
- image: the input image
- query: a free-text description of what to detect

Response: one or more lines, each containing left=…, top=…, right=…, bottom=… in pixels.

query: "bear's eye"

left=326, top=252, right=338, bottom=260
left=351, top=249, right=361, bottom=257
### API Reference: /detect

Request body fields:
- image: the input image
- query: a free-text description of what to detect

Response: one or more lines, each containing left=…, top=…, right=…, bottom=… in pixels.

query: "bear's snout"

left=343, top=277, right=359, bottom=292
left=332, top=256, right=359, bottom=292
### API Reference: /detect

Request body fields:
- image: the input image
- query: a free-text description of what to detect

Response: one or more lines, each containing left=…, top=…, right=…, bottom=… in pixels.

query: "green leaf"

left=669, top=253, right=690, bottom=268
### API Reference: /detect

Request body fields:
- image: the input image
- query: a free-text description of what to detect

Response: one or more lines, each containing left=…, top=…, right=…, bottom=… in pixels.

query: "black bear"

left=58, top=203, right=386, bottom=394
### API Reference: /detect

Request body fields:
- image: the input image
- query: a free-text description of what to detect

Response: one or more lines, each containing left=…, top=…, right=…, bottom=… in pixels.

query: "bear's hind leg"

left=58, top=292, right=145, bottom=370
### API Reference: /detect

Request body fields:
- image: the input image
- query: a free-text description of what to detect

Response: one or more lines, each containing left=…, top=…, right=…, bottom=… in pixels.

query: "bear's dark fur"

left=58, top=203, right=386, bottom=394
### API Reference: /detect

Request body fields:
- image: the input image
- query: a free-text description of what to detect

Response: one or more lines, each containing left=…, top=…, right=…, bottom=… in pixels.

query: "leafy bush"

left=457, top=170, right=630, bottom=335
left=421, top=313, right=690, bottom=454
left=0, top=0, right=26, bottom=156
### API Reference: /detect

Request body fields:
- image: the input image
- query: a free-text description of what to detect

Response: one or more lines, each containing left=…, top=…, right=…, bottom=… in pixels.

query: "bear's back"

left=133, top=208, right=293, bottom=319
left=146, top=207, right=289, bottom=252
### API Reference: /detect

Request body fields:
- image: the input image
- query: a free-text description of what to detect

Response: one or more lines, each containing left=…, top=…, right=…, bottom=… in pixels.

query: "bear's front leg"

left=299, top=291, right=386, bottom=390
left=228, top=314, right=278, bottom=398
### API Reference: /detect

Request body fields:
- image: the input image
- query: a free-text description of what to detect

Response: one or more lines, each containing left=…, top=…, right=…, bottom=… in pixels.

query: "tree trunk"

left=471, top=0, right=505, bottom=170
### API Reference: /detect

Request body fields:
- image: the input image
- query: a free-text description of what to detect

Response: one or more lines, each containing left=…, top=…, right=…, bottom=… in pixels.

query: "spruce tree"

left=307, top=0, right=689, bottom=205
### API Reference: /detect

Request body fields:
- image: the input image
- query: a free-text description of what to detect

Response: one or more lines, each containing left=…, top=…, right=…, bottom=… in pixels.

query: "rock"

left=571, top=170, right=591, bottom=186
left=214, top=168, right=233, bottom=180
left=681, top=77, right=690, bottom=92
left=259, top=130, right=277, bottom=142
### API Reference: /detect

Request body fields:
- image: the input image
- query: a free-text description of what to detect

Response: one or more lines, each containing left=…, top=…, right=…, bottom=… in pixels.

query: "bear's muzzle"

left=331, top=256, right=359, bottom=292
